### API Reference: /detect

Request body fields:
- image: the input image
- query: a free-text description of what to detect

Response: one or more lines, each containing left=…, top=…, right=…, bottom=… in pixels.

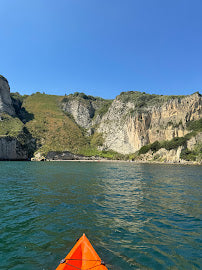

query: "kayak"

left=56, top=234, right=108, bottom=270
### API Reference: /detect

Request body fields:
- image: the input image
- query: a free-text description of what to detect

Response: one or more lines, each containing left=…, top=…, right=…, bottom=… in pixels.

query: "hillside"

left=0, top=76, right=201, bottom=163
left=22, top=93, right=89, bottom=155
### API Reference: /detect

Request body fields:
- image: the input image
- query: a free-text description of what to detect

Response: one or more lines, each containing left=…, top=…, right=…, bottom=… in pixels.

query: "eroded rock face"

left=187, top=132, right=202, bottom=151
left=61, top=96, right=110, bottom=132
left=61, top=99, right=95, bottom=129
left=98, top=93, right=201, bottom=154
left=97, top=99, right=135, bottom=153
left=61, top=92, right=201, bottom=155
left=137, top=146, right=185, bottom=163
left=0, top=76, right=15, bottom=116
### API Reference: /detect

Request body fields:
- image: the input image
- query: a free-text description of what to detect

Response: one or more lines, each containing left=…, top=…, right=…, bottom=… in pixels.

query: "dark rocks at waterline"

left=46, top=151, right=101, bottom=161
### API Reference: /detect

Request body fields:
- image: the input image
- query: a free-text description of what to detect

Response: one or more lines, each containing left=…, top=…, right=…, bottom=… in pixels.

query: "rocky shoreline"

left=30, top=152, right=202, bottom=165
left=46, top=160, right=201, bottom=165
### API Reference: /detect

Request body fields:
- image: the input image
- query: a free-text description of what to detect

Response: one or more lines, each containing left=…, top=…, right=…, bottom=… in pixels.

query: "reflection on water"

left=0, top=162, right=201, bottom=270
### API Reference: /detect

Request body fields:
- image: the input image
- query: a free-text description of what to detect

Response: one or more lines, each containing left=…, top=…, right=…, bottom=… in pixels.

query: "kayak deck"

left=56, top=234, right=108, bottom=270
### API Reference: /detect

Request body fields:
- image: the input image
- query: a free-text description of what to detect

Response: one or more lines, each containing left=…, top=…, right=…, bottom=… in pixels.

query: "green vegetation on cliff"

left=3, top=89, right=201, bottom=162
left=118, top=91, right=186, bottom=110
left=180, top=143, right=202, bottom=161
left=62, top=92, right=98, bottom=101
left=90, top=132, right=104, bottom=147
left=22, top=93, right=90, bottom=155
left=136, top=119, right=202, bottom=162
left=62, top=92, right=107, bottom=105
left=62, top=92, right=112, bottom=120
left=186, top=119, right=202, bottom=132
left=138, top=135, right=196, bottom=155
left=93, top=100, right=113, bottom=119
left=0, top=113, right=36, bottom=158
left=0, top=114, right=24, bottom=137
left=8, top=92, right=116, bottom=158
left=139, top=141, right=161, bottom=154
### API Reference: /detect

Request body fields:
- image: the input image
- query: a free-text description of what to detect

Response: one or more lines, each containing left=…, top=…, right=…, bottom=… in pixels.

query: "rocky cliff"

left=0, top=76, right=35, bottom=160
left=98, top=92, right=201, bottom=154
left=0, top=76, right=15, bottom=116
left=59, top=91, right=201, bottom=163
left=60, top=93, right=112, bottom=134
left=0, top=75, right=201, bottom=163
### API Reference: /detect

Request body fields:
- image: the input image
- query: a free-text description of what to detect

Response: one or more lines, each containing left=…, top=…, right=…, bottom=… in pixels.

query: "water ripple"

left=0, top=162, right=201, bottom=269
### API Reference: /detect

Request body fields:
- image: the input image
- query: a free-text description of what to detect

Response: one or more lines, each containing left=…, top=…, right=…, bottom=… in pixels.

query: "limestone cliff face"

left=61, top=99, right=95, bottom=129
left=187, top=132, right=202, bottom=151
left=61, top=94, right=111, bottom=132
left=98, top=92, right=201, bottom=154
left=97, top=99, right=135, bottom=153
left=0, top=76, right=15, bottom=116
left=60, top=91, right=201, bottom=155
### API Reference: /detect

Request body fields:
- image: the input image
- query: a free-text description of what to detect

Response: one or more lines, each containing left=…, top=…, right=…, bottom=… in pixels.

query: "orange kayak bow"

left=56, top=234, right=108, bottom=270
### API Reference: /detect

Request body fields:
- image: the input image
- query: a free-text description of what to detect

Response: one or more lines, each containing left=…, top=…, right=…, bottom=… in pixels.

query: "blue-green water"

left=0, top=162, right=201, bottom=270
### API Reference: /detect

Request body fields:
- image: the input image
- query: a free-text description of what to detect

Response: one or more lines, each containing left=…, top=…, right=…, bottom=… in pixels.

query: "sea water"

left=0, top=161, right=201, bottom=269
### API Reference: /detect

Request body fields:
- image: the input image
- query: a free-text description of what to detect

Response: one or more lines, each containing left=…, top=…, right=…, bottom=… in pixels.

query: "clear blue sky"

left=0, top=0, right=201, bottom=99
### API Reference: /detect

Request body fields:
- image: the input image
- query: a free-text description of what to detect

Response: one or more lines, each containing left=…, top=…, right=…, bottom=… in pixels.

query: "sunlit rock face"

left=97, top=93, right=201, bottom=154
left=61, top=99, right=95, bottom=129
left=0, top=76, right=15, bottom=116
left=60, top=90, right=201, bottom=155
left=60, top=95, right=109, bottom=134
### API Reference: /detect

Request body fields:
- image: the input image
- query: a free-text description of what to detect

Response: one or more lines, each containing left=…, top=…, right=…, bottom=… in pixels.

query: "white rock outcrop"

left=0, top=76, right=15, bottom=116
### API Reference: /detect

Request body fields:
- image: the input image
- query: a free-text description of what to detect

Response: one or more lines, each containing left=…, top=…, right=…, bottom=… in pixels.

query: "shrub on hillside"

left=138, top=140, right=161, bottom=155
left=180, top=149, right=197, bottom=161
left=150, top=141, right=161, bottom=152
left=161, top=137, right=187, bottom=150
left=186, top=119, right=202, bottom=132
left=93, top=100, right=112, bottom=118
left=91, top=133, right=104, bottom=147
left=139, top=144, right=151, bottom=154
